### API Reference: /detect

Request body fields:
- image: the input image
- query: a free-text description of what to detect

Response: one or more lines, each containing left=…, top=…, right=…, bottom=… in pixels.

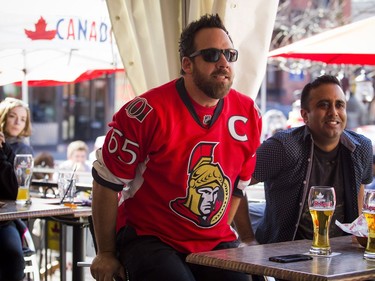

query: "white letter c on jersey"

left=228, top=116, right=248, bottom=141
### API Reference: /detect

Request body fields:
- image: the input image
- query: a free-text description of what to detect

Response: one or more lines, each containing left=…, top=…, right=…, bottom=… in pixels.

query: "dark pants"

left=0, top=221, right=25, bottom=281
left=116, top=226, right=249, bottom=281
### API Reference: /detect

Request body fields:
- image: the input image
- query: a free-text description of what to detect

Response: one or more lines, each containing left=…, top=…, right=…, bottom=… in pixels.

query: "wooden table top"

left=0, top=199, right=73, bottom=221
left=0, top=198, right=91, bottom=221
left=186, top=236, right=375, bottom=281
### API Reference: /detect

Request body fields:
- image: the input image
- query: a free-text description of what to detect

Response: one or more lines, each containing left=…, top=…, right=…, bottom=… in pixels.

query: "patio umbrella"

left=268, top=16, right=375, bottom=65
left=0, top=0, right=124, bottom=103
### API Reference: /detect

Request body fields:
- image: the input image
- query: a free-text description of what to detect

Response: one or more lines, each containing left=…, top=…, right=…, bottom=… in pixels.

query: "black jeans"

left=0, top=221, right=25, bottom=281
left=116, top=225, right=249, bottom=281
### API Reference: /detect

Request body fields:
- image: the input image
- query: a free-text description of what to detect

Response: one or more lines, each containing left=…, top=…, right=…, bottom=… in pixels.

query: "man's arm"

left=92, top=180, right=118, bottom=253
left=228, top=194, right=241, bottom=225
left=230, top=178, right=260, bottom=245
left=232, top=194, right=257, bottom=245
left=90, top=180, right=125, bottom=281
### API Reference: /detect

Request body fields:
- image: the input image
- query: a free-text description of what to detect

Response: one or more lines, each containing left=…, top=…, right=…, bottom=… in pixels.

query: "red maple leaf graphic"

left=24, top=16, right=57, bottom=40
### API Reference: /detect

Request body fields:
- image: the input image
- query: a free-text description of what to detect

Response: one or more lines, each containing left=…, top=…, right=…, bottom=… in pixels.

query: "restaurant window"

left=30, top=87, right=58, bottom=123
left=29, top=86, right=60, bottom=146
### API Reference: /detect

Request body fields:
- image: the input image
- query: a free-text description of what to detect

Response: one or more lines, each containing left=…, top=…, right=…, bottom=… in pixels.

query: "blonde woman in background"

left=0, top=98, right=33, bottom=280
left=0, top=97, right=34, bottom=155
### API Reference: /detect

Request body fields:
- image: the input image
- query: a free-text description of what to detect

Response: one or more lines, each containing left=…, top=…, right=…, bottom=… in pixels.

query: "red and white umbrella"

left=268, top=16, right=375, bottom=65
left=0, top=0, right=123, bottom=102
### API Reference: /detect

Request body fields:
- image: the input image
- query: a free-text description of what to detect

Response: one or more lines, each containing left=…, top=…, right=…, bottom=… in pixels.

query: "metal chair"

left=23, top=227, right=40, bottom=281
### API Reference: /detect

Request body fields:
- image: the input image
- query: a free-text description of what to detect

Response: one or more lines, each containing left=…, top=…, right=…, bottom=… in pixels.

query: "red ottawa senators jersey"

left=97, top=77, right=262, bottom=253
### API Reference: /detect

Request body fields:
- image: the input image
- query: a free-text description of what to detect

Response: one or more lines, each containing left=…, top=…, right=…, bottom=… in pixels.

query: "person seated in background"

left=32, top=152, right=57, bottom=198
left=261, top=109, right=287, bottom=140
left=0, top=97, right=34, bottom=155
left=33, top=152, right=55, bottom=181
left=59, top=140, right=91, bottom=173
left=59, top=140, right=91, bottom=184
left=0, top=131, right=26, bottom=281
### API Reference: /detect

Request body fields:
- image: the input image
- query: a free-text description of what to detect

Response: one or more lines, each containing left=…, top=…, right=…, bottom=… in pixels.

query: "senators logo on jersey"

left=170, top=142, right=230, bottom=228
left=125, top=97, right=153, bottom=123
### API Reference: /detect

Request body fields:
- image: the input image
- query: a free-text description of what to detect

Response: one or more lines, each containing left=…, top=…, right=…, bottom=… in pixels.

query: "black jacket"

left=0, top=142, right=18, bottom=200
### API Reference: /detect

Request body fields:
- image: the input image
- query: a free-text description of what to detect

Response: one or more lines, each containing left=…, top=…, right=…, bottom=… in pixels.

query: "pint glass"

left=58, top=170, right=77, bottom=204
left=14, top=154, right=34, bottom=204
left=308, top=186, right=336, bottom=255
left=363, top=189, right=375, bottom=260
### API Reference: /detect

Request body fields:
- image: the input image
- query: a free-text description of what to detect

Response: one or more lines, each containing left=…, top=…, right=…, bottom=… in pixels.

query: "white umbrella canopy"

left=0, top=0, right=124, bottom=103
left=268, top=16, right=375, bottom=65
left=106, top=0, right=279, bottom=99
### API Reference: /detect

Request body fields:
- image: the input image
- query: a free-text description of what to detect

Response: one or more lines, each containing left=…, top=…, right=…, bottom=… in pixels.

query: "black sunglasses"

left=189, top=48, right=238, bottom=63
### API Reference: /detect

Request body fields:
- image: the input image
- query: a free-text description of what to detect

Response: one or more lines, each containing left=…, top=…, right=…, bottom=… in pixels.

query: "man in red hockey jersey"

left=90, top=14, right=262, bottom=281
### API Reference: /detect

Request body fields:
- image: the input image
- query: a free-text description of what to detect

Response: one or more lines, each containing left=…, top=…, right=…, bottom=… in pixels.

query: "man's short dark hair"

left=178, top=14, right=232, bottom=75
left=300, top=75, right=342, bottom=110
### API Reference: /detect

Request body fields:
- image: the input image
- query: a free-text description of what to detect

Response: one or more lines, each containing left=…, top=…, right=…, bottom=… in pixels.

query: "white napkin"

left=335, top=214, right=368, bottom=237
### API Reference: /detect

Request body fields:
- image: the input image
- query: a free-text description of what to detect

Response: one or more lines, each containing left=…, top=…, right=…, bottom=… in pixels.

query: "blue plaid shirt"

left=254, top=126, right=373, bottom=244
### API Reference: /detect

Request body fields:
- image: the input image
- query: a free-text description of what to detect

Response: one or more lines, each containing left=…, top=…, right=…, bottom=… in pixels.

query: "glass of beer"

left=14, top=154, right=34, bottom=205
left=363, top=189, right=375, bottom=260
left=308, top=186, right=336, bottom=255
